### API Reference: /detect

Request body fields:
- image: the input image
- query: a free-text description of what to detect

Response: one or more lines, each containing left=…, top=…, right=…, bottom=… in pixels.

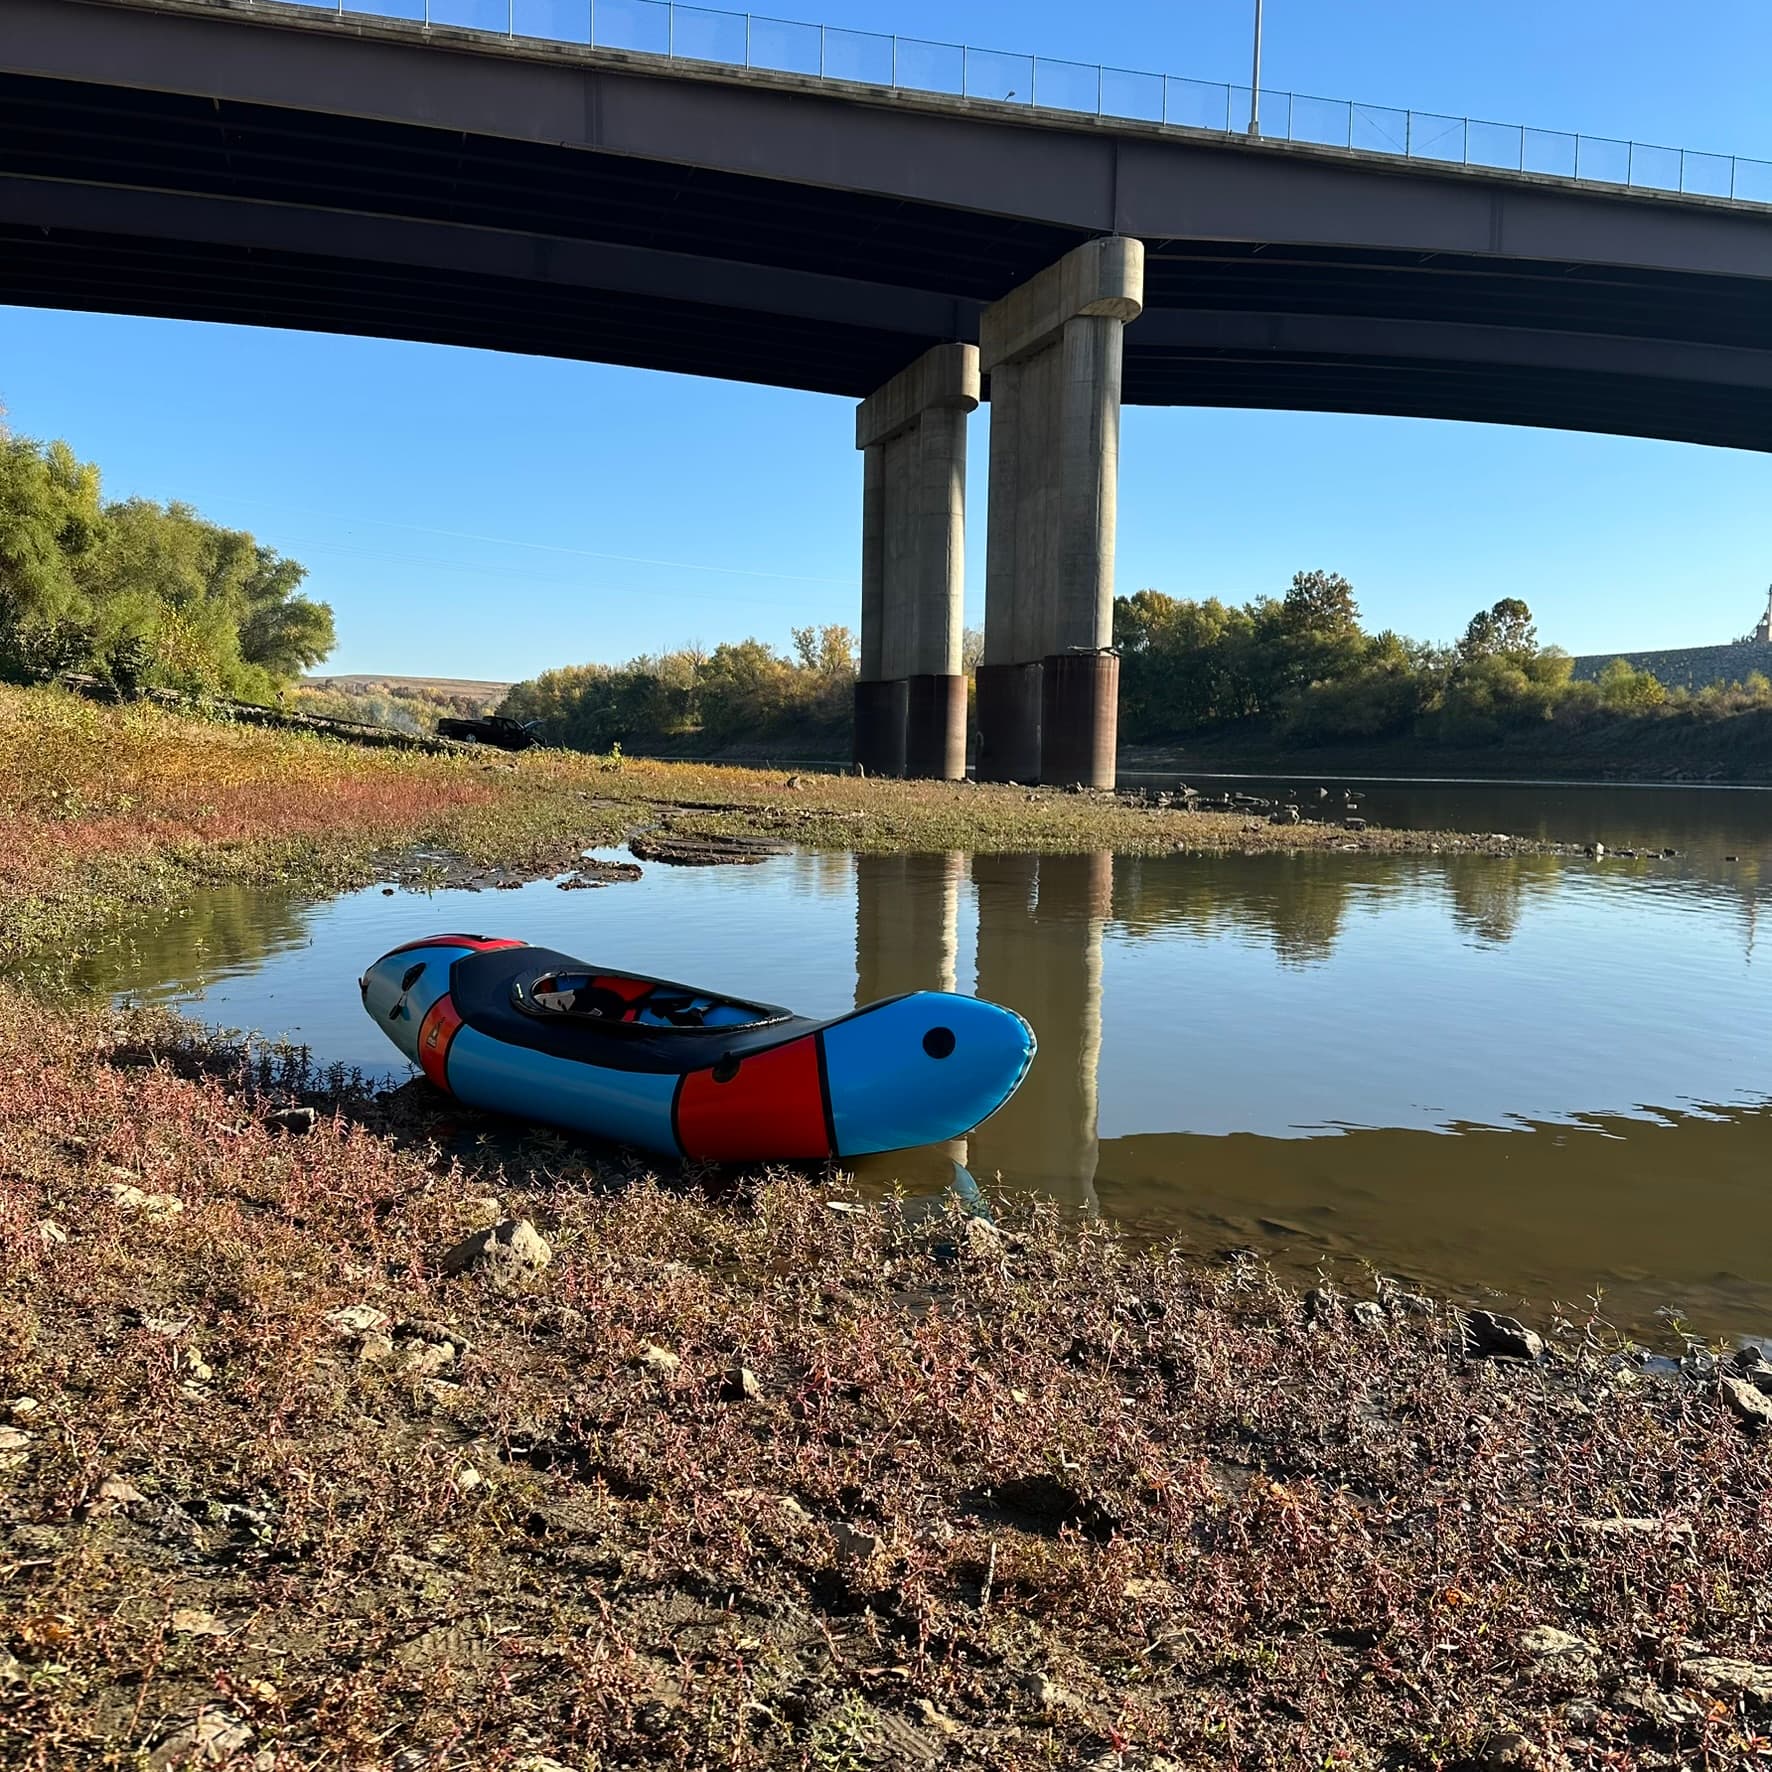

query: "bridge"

left=6, top=0, right=1771, bottom=782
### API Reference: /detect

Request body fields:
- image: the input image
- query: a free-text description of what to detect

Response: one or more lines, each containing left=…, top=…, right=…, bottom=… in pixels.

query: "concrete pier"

left=977, top=239, right=1143, bottom=787
left=854, top=344, right=979, bottom=779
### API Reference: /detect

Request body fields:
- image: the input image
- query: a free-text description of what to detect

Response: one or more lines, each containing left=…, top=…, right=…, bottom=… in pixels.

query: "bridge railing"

left=285, top=0, right=1772, bottom=207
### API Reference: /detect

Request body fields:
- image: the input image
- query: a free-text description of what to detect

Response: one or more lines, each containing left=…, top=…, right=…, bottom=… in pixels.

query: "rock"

left=1519, top=1625, right=1598, bottom=1686
left=262, top=1106, right=317, bottom=1136
left=1473, top=1730, right=1571, bottom=1771
left=1302, top=1285, right=1341, bottom=1327
left=722, top=1366, right=763, bottom=1402
left=1463, top=1309, right=1545, bottom=1360
left=357, top=1332, right=397, bottom=1365
left=1352, top=1300, right=1388, bottom=1331
left=37, top=1219, right=68, bottom=1246
left=1578, top=1515, right=1692, bottom=1540
left=149, top=1707, right=253, bottom=1769
left=325, top=1303, right=389, bottom=1336
left=512, top=1758, right=578, bottom=1772
left=0, top=1426, right=32, bottom=1454
left=7, top=1397, right=40, bottom=1419
left=170, top=1608, right=227, bottom=1637
left=1615, top=1678, right=1706, bottom=1732
left=1719, top=1374, right=1772, bottom=1429
left=0, top=1650, right=22, bottom=1685
left=454, top=1466, right=483, bottom=1494
left=640, top=1344, right=682, bottom=1377
left=1586, top=842, right=1606, bottom=859
left=1017, top=1671, right=1068, bottom=1709
left=1380, top=1281, right=1435, bottom=1317
left=1344, top=816, right=1367, bottom=832
left=566, top=858, right=642, bottom=884
left=183, top=1350, right=214, bottom=1383
left=913, top=1697, right=962, bottom=1736
left=629, top=832, right=787, bottom=867
left=440, top=1217, right=551, bottom=1289
left=1269, top=806, right=1301, bottom=825
left=463, top=1195, right=503, bottom=1226
left=80, top=1474, right=147, bottom=1519
left=1678, top=1654, right=1772, bottom=1705
left=398, top=1339, right=456, bottom=1378
left=399, top=1317, right=472, bottom=1357
left=830, top=1521, right=883, bottom=1564
left=108, top=1184, right=184, bottom=1219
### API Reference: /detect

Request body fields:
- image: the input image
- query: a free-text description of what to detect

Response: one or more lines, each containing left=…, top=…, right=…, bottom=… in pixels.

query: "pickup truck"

left=436, top=714, right=543, bottom=751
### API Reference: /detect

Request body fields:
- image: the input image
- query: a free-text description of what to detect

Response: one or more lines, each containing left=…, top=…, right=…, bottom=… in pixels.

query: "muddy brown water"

left=48, top=776, right=1772, bottom=1335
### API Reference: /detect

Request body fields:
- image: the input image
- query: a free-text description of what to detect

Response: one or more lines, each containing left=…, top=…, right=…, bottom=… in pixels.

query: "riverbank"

left=0, top=683, right=1583, bottom=966
left=4, top=996, right=1771, bottom=1772
left=1123, top=709, right=1772, bottom=787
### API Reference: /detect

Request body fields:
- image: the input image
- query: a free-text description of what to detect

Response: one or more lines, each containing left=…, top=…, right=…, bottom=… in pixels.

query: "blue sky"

left=1, top=0, right=1768, bottom=680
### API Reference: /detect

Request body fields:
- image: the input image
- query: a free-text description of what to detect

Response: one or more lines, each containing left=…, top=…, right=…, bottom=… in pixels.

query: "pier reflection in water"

left=57, top=830, right=1772, bottom=1332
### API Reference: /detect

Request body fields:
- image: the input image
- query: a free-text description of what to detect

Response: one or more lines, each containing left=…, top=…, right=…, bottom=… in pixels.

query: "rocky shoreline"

left=4, top=999, right=1771, bottom=1771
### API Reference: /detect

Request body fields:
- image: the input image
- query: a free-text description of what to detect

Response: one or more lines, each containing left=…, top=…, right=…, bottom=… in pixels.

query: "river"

left=54, top=776, right=1772, bottom=1334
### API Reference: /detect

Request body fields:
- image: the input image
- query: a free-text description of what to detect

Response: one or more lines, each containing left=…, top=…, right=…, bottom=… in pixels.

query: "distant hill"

left=303, top=674, right=511, bottom=701
left=1570, top=641, right=1772, bottom=694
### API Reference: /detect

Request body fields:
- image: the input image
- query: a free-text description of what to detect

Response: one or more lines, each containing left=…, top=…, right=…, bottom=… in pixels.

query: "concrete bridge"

left=6, top=0, right=1771, bottom=782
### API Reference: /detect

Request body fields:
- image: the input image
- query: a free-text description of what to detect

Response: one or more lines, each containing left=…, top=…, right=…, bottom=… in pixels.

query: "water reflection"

left=969, top=853, right=1108, bottom=1212
left=42, top=818, right=1772, bottom=1331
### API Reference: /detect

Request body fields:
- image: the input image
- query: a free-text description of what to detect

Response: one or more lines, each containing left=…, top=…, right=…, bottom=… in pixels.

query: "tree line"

left=499, top=625, right=858, bottom=753
left=1114, top=572, right=1772, bottom=748
left=501, top=571, right=1770, bottom=759
left=0, top=426, right=334, bottom=700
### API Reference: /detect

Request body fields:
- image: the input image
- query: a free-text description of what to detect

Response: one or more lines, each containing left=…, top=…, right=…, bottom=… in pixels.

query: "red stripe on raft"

left=385, top=934, right=527, bottom=957
left=416, top=994, right=464, bottom=1093
left=675, top=1035, right=832, bottom=1163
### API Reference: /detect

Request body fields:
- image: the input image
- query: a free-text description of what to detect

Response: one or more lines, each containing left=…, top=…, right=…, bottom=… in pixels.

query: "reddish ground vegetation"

left=1, top=681, right=1581, bottom=968
left=2, top=999, right=1770, bottom=1770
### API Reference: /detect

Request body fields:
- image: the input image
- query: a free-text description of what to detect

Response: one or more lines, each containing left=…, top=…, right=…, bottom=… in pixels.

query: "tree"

left=1597, top=657, right=1668, bottom=712
left=1458, top=597, right=1538, bottom=662
left=0, top=425, right=332, bottom=698
left=0, top=431, right=105, bottom=677
left=789, top=623, right=856, bottom=678
left=1281, top=569, right=1360, bottom=637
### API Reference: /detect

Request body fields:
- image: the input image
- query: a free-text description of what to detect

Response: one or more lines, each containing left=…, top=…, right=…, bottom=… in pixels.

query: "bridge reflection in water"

left=849, top=851, right=1109, bottom=1214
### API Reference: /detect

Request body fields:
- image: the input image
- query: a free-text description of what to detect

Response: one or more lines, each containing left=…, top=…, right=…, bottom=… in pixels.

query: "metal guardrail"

left=281, top=0, right=1772, bottom=207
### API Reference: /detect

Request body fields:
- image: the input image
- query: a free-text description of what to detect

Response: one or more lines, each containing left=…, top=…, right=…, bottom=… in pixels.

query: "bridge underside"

left=2, top=55, right=1770, bottom=449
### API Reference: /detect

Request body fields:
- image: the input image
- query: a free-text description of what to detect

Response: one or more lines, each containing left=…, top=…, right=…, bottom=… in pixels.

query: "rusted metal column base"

left=852, top=677, right=908, bottom=778
left=903, top=672, right=968, bottom=780
left=1039, top=652, right=1119, bottom=788
left=975, top=660, right=1043, bottom=783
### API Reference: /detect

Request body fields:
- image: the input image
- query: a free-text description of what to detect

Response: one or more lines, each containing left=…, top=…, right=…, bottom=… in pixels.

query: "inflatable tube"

left=361, top=934, right=1035, bottom=1161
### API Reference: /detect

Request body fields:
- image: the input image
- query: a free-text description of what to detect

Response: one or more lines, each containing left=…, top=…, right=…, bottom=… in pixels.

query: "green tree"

left=1458, top=597, right=1538, bottom=662
left=1596, top=657, right=1668, bottom=712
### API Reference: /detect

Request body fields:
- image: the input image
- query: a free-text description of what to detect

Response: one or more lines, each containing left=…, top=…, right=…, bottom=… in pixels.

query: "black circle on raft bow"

left=922, top=1027, right=956, bottom=1059
left=401, top=963, right=426, bottom=991
left=711, top=1054, right=741, bottom=1084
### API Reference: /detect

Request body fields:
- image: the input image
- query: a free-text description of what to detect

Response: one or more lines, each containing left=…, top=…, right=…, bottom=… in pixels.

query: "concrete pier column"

left=978, top=238, right=1143, bottom=786
left=854, top=343, right=979, bottom=779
